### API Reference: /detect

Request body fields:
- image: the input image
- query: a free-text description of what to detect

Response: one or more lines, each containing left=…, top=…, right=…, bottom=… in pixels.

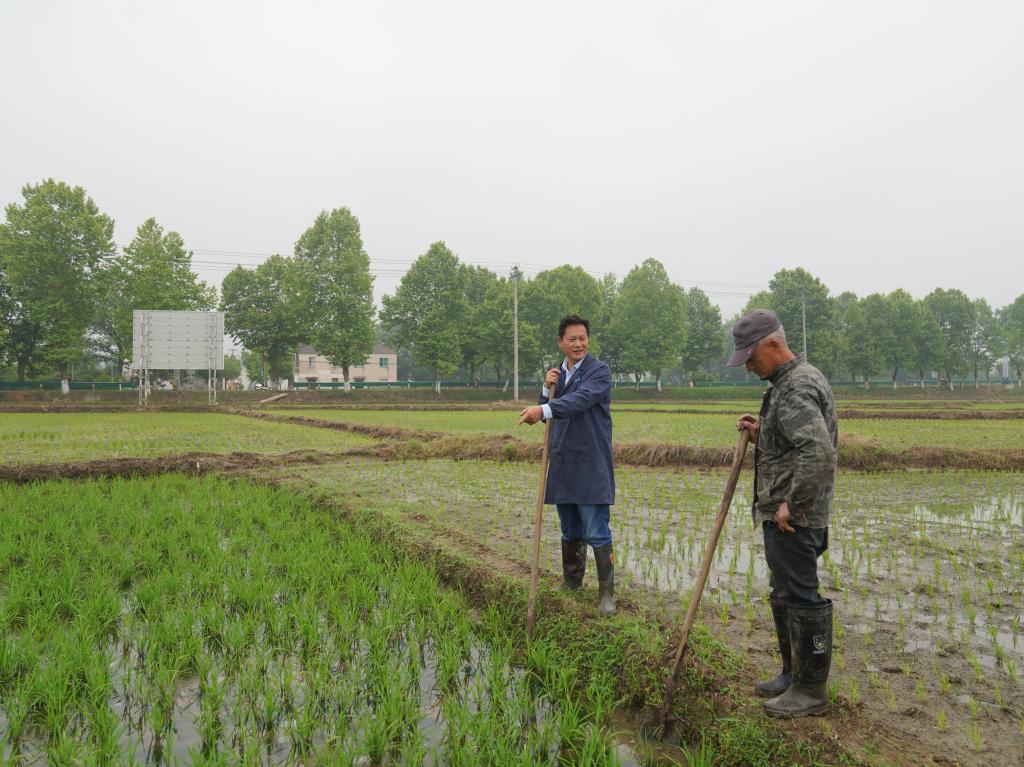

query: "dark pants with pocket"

left=763, top=521, right=829, bottom=608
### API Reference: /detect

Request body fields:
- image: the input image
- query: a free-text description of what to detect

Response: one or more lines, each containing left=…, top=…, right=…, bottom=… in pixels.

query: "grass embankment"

left=240, top=409, right=1024, bottom=471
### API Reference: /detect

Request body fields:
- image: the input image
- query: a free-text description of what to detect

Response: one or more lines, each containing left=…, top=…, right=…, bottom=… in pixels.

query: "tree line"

left=737, top=268, right=1024, bottom=388
left=2, top=180, right=1023, bottom=390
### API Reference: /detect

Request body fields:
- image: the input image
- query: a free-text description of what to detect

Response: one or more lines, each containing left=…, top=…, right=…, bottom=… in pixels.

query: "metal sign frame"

left=132, top=310, right=224, bottom=405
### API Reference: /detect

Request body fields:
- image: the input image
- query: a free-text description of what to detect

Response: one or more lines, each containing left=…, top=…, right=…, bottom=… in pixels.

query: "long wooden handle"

left=526, top=383, right=556, bottom=639
left=660, top=429, right=751, bottom=724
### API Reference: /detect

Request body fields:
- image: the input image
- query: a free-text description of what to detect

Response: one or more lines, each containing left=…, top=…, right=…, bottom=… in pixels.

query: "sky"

left=1, top=0, right=1021, bottom=322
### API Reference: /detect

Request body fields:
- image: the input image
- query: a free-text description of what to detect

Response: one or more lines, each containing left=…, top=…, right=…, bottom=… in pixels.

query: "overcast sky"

left=2, top=0, right=1021, bottom=320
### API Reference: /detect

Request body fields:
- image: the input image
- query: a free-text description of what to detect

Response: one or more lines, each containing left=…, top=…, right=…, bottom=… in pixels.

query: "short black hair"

left=558, top=315, right=590, bottom=338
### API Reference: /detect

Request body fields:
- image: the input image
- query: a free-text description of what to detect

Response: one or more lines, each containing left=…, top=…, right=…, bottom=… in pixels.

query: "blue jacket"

left=539, top=353, right=615, bottom=505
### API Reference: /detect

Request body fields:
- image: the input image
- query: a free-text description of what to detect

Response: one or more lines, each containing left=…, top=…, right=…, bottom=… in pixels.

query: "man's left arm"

left=779, top=387, right=836, bottom=514
left=547, top=365, right=612, bottom=419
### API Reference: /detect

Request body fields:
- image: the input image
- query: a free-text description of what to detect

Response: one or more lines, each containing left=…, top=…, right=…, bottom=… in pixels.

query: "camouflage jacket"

left=753, top=356, right=838, bottom=528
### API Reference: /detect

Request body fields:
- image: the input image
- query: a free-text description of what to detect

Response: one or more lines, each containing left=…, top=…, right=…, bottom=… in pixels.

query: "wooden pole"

left=660, top=429, right=751, bottom=729
left=526, top=382, right=556, bottom=640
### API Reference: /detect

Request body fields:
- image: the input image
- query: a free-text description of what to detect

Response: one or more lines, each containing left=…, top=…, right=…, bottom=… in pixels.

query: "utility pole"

left=511, top=265, right=522, bottom=402
left=801, top=291, right=808, bottom=361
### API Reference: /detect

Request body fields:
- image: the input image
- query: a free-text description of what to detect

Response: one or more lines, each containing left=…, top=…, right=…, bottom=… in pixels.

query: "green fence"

left=0, top=381, right=137, bottom=391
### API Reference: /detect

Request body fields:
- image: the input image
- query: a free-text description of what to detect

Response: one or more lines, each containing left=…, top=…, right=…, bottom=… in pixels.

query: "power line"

left=121, top=247, right=765, bottom=300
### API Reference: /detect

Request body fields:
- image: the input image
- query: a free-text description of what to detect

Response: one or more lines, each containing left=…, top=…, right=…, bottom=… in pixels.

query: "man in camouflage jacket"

left=730, top=309, right=837, bottom=719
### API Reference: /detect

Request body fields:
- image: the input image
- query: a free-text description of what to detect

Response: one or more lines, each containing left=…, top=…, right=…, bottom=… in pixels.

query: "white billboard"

left=131, top=310, right=225, bottom=371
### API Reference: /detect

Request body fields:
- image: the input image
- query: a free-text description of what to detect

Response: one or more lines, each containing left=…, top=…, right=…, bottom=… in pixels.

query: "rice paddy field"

left=0, top=413, right=373, bottom=464
left=1, top=393, right=1022, bottom=766
left=268, top=407, right=1024, bottom=450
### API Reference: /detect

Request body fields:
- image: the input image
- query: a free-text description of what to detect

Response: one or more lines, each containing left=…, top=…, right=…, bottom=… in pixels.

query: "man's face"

left=558, top=325, right=589, bottom=366
left=744, top=338, right=771, bottom=378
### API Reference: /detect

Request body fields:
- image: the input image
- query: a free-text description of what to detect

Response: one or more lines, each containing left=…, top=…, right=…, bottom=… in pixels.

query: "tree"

left=464, top=274, right=540, bottom=384
left=841, top=295, right=885, bottom=385
left=97, top=217, right=216, bottom=375
left=221, top=255, right=305, bottom=386
left=607, top=259, right=686, bottom=391
left=680, top=287, right=723, bottom=384
left=1002, top=293, right=1024, bottom=385
left=875, top=290, right=921, bottom=386
left=292, top=208, right=376, bottom=390
left=0, top=179, right=115, bottom=392
left=907, top=300, right=944, bottom=387
left=828, top=291, right=859, bottom=380
left=969, top=298, right=1001, bottom=386
left=766, top=268, right=835, bottom=376
left=223, top=355, right=242, bottom=381
left=922, top=288, right=975, bottom=389
left=521, top=266, right=605, bottom=372
left=460, top=265, right=501, bottom=382
left=381, top=242, right=468, bottom=394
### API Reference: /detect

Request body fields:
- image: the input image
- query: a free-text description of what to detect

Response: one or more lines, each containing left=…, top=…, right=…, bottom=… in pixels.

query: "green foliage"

left=1002, top=293, right=1024, bottom=381
left=767, top=268, right=835, bottom=375
left=222, top=355, right=242, bottom=380
left=0, top=179, right=115, bottom=386
left=521, top=265, right=605, bottom=370
left=681, top=288, right=723, bottom=381
left=221, top=254, right=304, bottom=382
left=462, top=270, right=540, bottom=381
left=460, top=265, right=503, bottom=379
left=923, top=288, right=976, bottom=384
left=607, top=259, right=686, bottom=389
left=969, top=298, right=1002, bottom=385
left=381, top=242, right=468, bottom=391
left=839, top=294, right=886, bottom=383
left=292, top=208, right=376, bottom=386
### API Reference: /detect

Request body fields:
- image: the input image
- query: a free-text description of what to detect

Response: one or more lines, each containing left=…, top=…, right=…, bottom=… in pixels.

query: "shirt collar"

left=562, top=353, right=589, bottom=375
left=765, top=354, right=803, bottom=383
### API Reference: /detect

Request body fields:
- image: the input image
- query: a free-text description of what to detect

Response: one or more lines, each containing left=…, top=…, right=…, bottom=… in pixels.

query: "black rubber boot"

left=755, top=598, right=792, bottom=697
left=559, top=540, right=587, bottom=591
left=763, top=601, right=832, bottom=718
left=593, top=544, right=616, bottom=615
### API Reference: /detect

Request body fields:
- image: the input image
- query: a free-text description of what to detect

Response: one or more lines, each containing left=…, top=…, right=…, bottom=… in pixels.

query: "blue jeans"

left=556, top=503, right=613, bottom=548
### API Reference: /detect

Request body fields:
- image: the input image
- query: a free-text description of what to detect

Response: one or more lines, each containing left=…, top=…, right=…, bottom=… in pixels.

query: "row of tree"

left=738, top=269, right=1024, bottom=387
left=0, top=180, right=216, bottom=392
left=3, top=180, right=1023, bottom=390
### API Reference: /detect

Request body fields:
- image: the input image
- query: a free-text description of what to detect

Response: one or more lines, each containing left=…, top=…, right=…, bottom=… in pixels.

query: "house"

left=295, top=343, right=398, bottom=384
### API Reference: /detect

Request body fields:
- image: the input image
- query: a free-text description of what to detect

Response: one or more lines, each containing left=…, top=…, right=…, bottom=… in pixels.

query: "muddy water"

left=2, top=631, right=646, bottom=766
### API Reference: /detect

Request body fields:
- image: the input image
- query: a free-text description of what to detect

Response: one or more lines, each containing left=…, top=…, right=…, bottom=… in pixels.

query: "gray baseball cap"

left=727, top=309, right=781, bottom=366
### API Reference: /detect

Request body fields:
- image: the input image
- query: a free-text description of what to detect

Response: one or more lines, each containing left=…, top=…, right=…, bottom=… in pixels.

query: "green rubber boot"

left=763, top=601, right=832, bottom=718
left=593, top=544, right=616, bottom=615
left=755, top=598, right=792, bottom=697
left=559, top=540, right=587, bottom=591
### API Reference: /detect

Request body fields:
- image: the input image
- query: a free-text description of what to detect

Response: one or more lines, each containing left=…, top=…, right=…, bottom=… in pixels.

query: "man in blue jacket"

left=518, top=314, right=616, bottom=615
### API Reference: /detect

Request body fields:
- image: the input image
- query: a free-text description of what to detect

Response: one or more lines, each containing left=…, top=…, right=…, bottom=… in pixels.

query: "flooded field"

left=0, top=476, right=640, bottom=765
left=269, top=407, right=1024, bottom=449
left=278, top=459, right=1024, bottom=765
left=1, top=403, right=1021, bottom=765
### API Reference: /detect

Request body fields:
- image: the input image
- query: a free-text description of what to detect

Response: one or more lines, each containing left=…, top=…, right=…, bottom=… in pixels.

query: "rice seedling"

left=0, top=412, right=374, bottom=464
left=0, top=475, right=640, bottom=765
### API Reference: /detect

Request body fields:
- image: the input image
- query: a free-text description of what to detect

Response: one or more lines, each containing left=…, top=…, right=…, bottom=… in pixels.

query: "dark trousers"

left=763, top=521, right=829, bottom=608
